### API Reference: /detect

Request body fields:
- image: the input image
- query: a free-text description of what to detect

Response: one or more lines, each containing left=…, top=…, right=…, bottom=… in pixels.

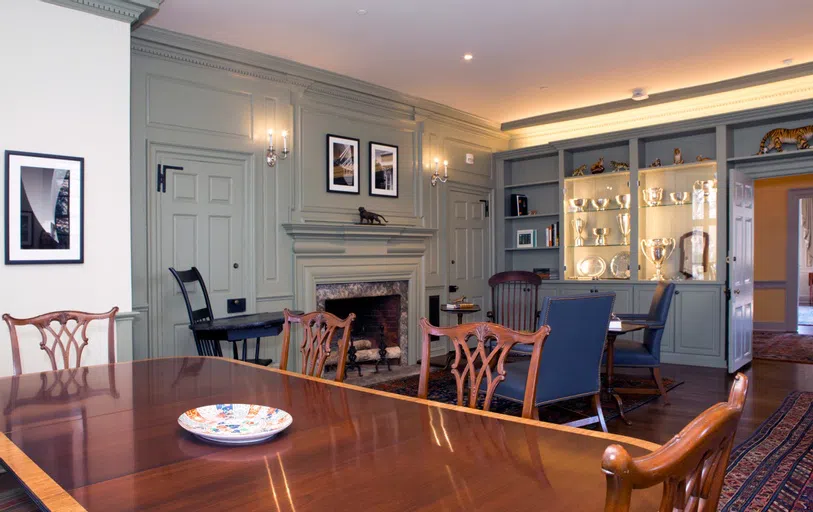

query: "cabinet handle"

left=675, top=290, right=680, bottom=295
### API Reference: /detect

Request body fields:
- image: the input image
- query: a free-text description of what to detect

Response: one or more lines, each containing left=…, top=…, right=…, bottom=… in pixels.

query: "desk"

left=606, top=322, right=646, bottom=426
left=0, top=357, right=662, bottom=511
left=190, top=311, right=299, bottom=365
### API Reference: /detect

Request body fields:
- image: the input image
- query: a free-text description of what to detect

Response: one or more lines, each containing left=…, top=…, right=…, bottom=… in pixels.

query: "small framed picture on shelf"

left=517, top=229, right=536, bottom=249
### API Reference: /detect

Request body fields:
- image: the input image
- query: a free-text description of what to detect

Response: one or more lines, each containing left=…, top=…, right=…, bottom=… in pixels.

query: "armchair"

left=606, top=281, right=676, bottom=403
left=489, top=293, right=616, bottom=431
left=486, top=271, right=542, bottom=332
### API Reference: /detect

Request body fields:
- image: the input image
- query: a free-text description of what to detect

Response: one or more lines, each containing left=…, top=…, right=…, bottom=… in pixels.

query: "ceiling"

left=148, top=0, right=813, bottom=125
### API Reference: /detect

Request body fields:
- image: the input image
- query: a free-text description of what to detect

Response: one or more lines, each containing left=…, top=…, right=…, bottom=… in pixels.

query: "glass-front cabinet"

left=638, top=161, right=718, bottom=281
left=563, top=172, right=631, bottom=280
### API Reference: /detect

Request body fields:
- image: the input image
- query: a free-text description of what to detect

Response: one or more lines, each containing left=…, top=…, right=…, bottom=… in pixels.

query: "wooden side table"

left=436, top=305, right=482, bottom=369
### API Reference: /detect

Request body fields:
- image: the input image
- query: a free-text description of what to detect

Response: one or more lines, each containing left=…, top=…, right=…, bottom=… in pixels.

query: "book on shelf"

left=445, top=303, right=477, bottom=309
left=533, top=267, right=559, bottom=280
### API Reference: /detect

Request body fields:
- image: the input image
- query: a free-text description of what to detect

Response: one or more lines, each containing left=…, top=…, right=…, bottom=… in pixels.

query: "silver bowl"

left=591, top=197, right=611, bottom=211
left=670, top=192, right=689, bottom=205
left=615, top=194, right=631, bottom=209
left=568, top=198, right=587, bottom=212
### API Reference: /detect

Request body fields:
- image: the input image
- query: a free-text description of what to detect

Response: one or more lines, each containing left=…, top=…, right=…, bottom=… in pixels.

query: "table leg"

left=232, top=342, right=239, bottom=360
left=241, top=340, right=248, bottom=361
left=605, top=335, right=631, bottom=426
left=456, top=313, right=464, bottom=325
left=254, top=337, right=261, bottom=363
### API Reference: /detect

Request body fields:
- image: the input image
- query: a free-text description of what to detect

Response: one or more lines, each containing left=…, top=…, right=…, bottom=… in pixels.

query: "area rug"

left=799, top=306, right=813, bottom=326
left=753, top=331, right=813, bottom=364
left=368, top=370, right=681, bottom=426
left=720, top=391, right=813, bottom=511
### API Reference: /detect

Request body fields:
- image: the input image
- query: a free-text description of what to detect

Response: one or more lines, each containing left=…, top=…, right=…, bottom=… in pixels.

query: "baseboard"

left=660, top=352, right=726, bottom=369
left=754, top=321, right=791, bottom=332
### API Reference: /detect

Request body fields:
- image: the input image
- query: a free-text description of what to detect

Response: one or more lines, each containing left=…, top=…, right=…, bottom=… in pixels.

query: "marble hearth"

left=284, top=223, right=436, bottom=370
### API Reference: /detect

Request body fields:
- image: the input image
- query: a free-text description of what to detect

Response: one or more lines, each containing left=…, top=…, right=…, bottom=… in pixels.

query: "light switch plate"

left=465, top=153, right=474, bottom=164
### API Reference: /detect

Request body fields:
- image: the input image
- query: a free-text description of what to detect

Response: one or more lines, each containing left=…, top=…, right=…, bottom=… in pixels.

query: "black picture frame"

left=679, top=230, right=709, bottom=279
left=368, top=141, right=399, bottom=198
left=326, top=134, right=360, bottom=195
left=5, top=150, right=84, bottom=265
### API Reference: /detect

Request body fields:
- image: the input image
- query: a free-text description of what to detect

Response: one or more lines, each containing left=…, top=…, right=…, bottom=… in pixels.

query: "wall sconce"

left=265, top=129, right=290, bottom=167
left=431, top=158, right=448, bottom=186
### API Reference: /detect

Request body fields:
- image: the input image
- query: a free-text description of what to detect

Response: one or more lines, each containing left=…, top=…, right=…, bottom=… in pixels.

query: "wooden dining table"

left=0, top=357, right=663, bottom=511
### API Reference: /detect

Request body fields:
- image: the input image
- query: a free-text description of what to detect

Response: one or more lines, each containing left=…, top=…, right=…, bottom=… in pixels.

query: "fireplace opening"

left=324, top=294, right=402, bottom=369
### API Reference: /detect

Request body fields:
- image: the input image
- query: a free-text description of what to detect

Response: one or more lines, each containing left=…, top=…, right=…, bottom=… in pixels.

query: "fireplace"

left=316, top=280, right=408, bottom=365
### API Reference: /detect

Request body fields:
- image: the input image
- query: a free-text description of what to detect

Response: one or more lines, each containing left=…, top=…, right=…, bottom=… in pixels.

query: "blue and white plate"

left=178, top=404, right=292, bottom=445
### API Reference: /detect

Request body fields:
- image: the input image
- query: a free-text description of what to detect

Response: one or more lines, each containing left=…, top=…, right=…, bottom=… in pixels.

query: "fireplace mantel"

left=282, top=223, right=436, bottom=255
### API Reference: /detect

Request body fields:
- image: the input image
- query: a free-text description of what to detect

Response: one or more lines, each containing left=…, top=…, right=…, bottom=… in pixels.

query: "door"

left=448, top=187, right=491, bottom=325
left=728, top=169, right=754, bottom=372
left=158, top=150, right=247, bottom=357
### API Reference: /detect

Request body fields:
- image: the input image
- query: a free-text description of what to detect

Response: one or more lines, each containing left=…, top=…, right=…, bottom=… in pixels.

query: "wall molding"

left=131, top=26, right=505, bottom=139
left=43, top=0, right=160, bottom=24
left=754, top=280, right=787, bottom=289
left=754, top=321, right=790, bottom=332
left=785, top=188, right=813, bottom=332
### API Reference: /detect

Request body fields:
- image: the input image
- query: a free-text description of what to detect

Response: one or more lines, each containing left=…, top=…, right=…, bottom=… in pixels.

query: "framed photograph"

left=679, top=229, right=709, bottom=280
left=517, top=229, right=536, bottom=249
left=327, top=134, right=360, bottom=194
left=5, top=151, right=84, bottom=264
left=369, top=142, right=398, bottom=197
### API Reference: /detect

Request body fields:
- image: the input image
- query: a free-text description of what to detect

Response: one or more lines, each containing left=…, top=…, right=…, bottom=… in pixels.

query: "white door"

left=448, top=188, right=491, bottom=324
left=158, top=151, right=247, bottom=357
left=727, top=169, right=754, bottom=373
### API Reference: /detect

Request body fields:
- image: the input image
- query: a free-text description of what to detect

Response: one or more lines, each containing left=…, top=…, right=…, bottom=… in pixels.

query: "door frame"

left=445, top=181, right=495, bottom=315
left=146, top=142, right=256, bottom=358
left=786, top=187, right=813, bottom=332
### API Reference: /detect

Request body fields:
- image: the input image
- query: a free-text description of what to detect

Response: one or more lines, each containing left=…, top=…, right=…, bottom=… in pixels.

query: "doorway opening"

left=797, top=197, right=813, bottom=334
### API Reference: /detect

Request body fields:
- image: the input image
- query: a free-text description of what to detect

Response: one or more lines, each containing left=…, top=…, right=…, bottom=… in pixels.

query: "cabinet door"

left=538, top=284, right=559, bottom=305
left=593, top=284, right=632, bottom=314
left=558, top=285, right=591, bottom=297
left=633, top=285, right=675, bottom=353
left=674, top=287, right=722, bottom=357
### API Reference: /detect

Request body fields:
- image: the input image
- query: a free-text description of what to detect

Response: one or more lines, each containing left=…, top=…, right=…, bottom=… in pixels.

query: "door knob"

left=233, top=263, right=239, bottom=269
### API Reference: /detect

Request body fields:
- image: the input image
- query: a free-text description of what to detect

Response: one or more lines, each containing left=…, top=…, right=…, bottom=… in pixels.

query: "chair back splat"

left=4, top=308, right=119, bottom=376
left=487, top=271, right=542, bottom=332
left=281, top=309, right=356, bottom=382
left=602, top=374, right=749, bottom=512
left=418, top=318, right=550, bottom=419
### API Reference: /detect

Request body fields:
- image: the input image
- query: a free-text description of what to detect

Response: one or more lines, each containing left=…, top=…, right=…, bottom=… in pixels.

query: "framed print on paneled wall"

left=369, top=142, right=398, bottom=198
left=327, top=134, right=360, bottom=194
left=5, top=151, right=84, bottom=264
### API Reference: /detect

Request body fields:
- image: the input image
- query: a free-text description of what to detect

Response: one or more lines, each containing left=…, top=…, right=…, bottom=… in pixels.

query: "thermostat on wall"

left=465, top=153, right=474, bottom=164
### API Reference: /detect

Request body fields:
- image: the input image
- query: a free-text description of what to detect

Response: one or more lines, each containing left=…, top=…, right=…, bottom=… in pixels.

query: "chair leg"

left=593, top=394, right=608, bottom=433
left=651, top=367, right=670, bottom=405
left=531, top=406, right=540, bottom=421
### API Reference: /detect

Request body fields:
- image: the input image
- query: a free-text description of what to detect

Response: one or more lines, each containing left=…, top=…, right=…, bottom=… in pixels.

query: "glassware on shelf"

left=615, top=194, right=631, bottom=209
left=577, top=255, right=607, bottom=278
left=693, top=179, right=717, bottom=197
left=568, top=198, right=587, bottom=212
left=593, top=227, right=611, bottom=246
left=642, top=187, right=663, bottom=207
left=640, top=238, right=676, bottom=281
left=616, top=213, right=630, bottom=245
left=610, top=251, right=631, bottom=279
left=669, top=192, right=689, bottom=205
left=591, top=197, right=610, bottom=210
left=572, top=218, right=586, bottom=246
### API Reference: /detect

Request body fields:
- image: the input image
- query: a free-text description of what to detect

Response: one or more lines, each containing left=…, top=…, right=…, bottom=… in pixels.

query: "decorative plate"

left=178, top=404, right=292, bottom=445
left=577, top=256, right=607, bottom=278
left=610, top=251, right=631, bottom=279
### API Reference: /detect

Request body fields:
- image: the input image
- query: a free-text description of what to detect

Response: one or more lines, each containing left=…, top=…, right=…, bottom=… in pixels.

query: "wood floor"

left=609, top=359, right=813, bottom=445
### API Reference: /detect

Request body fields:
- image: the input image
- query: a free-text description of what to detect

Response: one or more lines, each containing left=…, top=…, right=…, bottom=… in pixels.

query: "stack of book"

left=445, top=302, right=477, bottom=309
left=533, top=267, right=560, bottom=280
left=544, top=221, right=560, bottom=247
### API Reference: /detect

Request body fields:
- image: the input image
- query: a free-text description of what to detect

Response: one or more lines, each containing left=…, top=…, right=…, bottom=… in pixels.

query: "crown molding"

left=131, top=26, right=504, bottom=138
left=503, top=61, right=813, bottom=132
left=42, top=0, right=161, bottom=24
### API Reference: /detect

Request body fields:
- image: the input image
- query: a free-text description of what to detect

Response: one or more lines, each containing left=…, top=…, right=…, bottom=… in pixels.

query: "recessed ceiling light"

left=356, top=9, right=367, bottom=15
left=783, top=58, right=794, bottom=66
left=631, top=88, right=649, bottom=101
left=463, top=54, right=474, bottom=61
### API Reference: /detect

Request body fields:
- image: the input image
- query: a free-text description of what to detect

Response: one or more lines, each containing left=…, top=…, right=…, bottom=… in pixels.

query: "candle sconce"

left=431, top=158, right=448, bottom=186
left=265, top=129, right=290, bottom=167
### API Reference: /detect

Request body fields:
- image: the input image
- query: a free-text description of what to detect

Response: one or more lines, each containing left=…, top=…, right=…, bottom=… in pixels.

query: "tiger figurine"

left=758, top=125, right=813, bottom=154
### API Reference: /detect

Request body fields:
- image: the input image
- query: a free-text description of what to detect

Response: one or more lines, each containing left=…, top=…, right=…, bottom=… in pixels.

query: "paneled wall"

left=130, top=27, right=508, bottom=360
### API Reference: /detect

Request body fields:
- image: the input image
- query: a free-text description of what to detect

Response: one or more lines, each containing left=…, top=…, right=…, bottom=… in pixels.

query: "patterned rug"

left=720, top=391, right=813, bottom=511
left=753, top=331, right=813, bottom=364
left=369, top=370, right=681, bottom=426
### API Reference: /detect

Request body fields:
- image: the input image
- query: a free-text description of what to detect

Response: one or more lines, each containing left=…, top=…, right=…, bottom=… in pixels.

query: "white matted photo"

left=517, top=229, right=536, bottom=249
left=5, top=151, right=84, bottom=264
left=327, top=134, right=360, bottom=194
left=369, top=142, right=398, bottom=197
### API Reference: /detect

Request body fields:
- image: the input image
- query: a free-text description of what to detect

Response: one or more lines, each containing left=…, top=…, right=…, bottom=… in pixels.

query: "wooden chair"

left=3, top=308, right=118, bottom=376
left=418, top=318, right=550, bottom=419
left=486, top=271, right=542, bottom=332
left=280, top=309, right=356, bottom=381
left=601, top=373, right=749, bottom=512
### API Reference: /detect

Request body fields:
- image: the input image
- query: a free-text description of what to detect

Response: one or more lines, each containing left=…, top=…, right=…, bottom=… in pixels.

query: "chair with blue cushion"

left=608, top=281, right=676, bottom=404
left=492, top=293, right=616, bottom=432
